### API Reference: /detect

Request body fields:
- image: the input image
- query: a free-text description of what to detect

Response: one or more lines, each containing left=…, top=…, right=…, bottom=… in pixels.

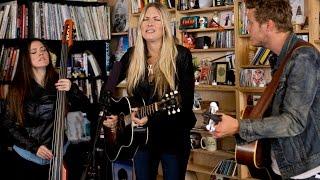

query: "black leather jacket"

left=0, top=80, right=90, bottom=153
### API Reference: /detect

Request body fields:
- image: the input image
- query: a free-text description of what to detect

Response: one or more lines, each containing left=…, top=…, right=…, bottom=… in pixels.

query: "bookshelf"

left=0, top=1, right=111, bottom=179
left=0, top=0, right=111, bottom=101
left=112, top=0, right=320, bottom=179
left=309, top=0, right=320, bottom=50
left=175, top=2, right=238, bottom=179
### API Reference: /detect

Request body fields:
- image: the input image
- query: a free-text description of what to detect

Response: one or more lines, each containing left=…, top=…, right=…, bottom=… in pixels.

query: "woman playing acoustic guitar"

left=102, top=3, right=196, bottom=180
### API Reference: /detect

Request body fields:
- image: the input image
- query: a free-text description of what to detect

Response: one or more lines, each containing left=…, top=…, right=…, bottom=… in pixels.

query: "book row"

left=0, top=1, right=111, bottom=40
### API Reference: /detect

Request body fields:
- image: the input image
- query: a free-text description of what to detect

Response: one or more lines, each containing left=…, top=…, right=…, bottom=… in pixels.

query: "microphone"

left=98, top=90, right=112, bottom=118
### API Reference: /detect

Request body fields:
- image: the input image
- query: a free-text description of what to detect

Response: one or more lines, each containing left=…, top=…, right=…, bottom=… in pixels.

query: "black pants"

left=11, top=151, right=49, bottom=180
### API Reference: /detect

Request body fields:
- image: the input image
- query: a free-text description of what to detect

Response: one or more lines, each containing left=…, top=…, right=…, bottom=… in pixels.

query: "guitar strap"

left=249, top=40, right=313, bottom=119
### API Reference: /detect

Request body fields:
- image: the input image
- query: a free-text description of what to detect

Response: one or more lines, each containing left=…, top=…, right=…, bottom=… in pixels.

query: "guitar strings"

left=49, top=43, right=68, bottom=180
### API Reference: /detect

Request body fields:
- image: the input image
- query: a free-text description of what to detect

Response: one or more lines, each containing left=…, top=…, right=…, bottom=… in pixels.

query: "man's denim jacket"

left=238, top=33, right=320, bottom=178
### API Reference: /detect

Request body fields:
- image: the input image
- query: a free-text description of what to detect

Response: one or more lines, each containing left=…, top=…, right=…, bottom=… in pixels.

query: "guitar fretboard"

left=137, top=103, right=158, bottom=118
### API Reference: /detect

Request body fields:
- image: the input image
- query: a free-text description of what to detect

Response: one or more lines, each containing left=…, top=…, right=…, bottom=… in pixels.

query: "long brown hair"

left=126, top=2, right=178, bottom=98
left=6, top=39, right=58, bottom=125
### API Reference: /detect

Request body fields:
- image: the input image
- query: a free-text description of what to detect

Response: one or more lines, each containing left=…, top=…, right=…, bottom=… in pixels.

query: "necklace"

left=147, top=64, right=154, bottom=83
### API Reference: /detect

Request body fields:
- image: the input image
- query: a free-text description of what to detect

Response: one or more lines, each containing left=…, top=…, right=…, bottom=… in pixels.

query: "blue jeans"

left=134, top=147, right=190, bottom=180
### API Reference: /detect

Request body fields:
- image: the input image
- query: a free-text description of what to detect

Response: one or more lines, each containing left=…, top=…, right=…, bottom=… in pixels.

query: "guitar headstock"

left=160, top=90, right=181, bottom=115
left=62, top=19, right=75, bottom=48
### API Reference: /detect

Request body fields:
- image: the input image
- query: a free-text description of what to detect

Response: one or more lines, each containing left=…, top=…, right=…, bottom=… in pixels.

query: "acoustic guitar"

left=235, top=105, right=271, bottom=179
left=105, top=90, right=180, bottom=161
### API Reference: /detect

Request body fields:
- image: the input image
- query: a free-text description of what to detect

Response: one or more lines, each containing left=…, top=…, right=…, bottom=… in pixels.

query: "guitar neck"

left=137, top=102, right=159, bottom=118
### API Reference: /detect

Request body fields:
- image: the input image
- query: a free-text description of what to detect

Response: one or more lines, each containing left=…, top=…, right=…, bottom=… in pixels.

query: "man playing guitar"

left=212, top=0, right=320, bottom=179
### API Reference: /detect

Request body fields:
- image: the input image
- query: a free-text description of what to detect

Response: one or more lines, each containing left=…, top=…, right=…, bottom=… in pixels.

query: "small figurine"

left=208, top=12, right=220, bottom=28
left=183, top=32, right=196, bottom=49
left=194, top=70, right=200, bottom=85
left=203, top=102, right=221, bottom=132
left=199, top=17, right=208, bottom=29
left=211, top=80, right=217, bottom=86
left=210, top=101, right=219, bottom=114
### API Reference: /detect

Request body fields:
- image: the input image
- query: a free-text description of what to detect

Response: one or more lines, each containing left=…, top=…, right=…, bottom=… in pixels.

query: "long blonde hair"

left=126, top=3, right=178, bottom=98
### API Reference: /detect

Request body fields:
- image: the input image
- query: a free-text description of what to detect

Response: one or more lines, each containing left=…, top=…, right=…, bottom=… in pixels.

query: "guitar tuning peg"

left=168, top=111, right=171, bottom=115
left=172, top=109, right=176, bottom=114
left=170, top=92, right=173, bottom=96
left=177, top=108, right=180, bottom=113
left=174, top=90, right=178, bottom=94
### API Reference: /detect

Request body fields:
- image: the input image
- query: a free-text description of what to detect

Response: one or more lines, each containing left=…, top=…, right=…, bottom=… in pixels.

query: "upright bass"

left=49, top=19, right=75, bottom=180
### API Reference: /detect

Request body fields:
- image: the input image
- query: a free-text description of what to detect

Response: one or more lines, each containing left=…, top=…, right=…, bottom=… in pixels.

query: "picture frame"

left=199, top=58, right=211, bottom=84
left=215, top=62, right=228, bottom=84
left=219, top=11, right=233, bottom=27
left=112, top=0, right=129, bottom=33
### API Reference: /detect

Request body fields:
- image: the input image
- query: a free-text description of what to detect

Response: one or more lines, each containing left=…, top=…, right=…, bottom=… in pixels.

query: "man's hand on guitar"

left=36, top=145, right=53, bottom=160
left=212, top=113, right=239, bottom=138
left=131, top=108, right=148, bottom=126
left=103, top=115, right=118, bottom=132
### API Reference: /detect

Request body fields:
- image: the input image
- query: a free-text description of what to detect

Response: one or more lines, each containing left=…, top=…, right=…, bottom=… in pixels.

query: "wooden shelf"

left=240, top=65, right=270, bottom=69
left=294, top=29, right=309, bottom=34
left=193, top=109, right=236, bottom=115
left=239, top=27, right=309, bottom=37
left=111, top=32, right=128, bottom=36
left=132, top=8, right=175, bottom=17
left=187, top=163, right=213, bottom=175
left=215, top=174, right=239, bottom=179
left=166, top=8, right=176, bottom=13
left=190, top=48, right=234, bottom=53
left=191, top=149, right=234, bottom=158
left=193, top=109, right=207, bottom=114
left=132, top=13, right=140, bottom=17
left=238, top=87, right=265, bottom=93
left=195, top=85, right=236, bottom=92
left=187, top=163, right=239, bottom=179
left=179, top=27, right=234, bottom=33
left=178, top=5, right=234, bottom=14
left=238, top=34, right=249, bottom=38
left=191, top=128, right=210, bottom=135
left=187, top=150, right=234, bottom=175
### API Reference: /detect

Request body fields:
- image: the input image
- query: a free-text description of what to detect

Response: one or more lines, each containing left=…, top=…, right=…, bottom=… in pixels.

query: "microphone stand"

left=81, top=91, right=112, bottom=180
